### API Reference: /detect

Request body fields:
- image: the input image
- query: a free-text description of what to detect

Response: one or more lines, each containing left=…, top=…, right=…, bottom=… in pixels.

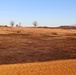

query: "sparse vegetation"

left=16, top=24, right=19, bottom=27
left=0, top=27, right=76, bottom=75
left=33, top=21, right=38, bottom=27
left=10, top=21, right=15, bottom=27
left=51, top=32, right=58, bottom=35
left=66, top=36, right=76, bottom=40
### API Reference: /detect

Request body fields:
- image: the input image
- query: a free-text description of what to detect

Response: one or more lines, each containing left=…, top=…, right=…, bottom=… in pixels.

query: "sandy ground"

left=0, top=59, right=76, bottom=75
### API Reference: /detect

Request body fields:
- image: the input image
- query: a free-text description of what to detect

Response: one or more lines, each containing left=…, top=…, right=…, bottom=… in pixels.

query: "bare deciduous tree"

left=10, top=21, right=15, bottom=27
left=19, top=22, right=21, bottom=27
left=33, top=21, right=38, bottom=27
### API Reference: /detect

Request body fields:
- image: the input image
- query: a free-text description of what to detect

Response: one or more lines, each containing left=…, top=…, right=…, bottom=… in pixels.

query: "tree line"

left=10, top=21, right=38, bottom=27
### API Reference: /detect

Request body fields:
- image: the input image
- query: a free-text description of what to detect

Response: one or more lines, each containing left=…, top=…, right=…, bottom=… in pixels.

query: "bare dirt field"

left=0, top=27, right=76, bottom=75
left=0, top=59, right=76, bottom=75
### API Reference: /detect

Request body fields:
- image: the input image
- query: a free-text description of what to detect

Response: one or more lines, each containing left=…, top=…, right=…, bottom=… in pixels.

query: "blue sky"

left=0, top=0, right=76, bottom=27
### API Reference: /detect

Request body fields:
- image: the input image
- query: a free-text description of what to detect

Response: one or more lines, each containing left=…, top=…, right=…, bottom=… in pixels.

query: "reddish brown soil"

left=0, top=27, right=76, bottom=64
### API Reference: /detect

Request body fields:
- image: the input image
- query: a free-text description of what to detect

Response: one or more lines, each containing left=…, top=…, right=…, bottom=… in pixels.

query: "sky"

left=0, top=0, right=76, bottom=27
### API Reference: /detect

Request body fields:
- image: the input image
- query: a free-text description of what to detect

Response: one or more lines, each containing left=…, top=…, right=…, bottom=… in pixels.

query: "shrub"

left=51, top=32, right=58, bottom=35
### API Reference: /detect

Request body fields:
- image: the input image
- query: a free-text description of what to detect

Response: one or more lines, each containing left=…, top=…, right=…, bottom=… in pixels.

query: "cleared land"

left=0, top=59, right=76, bottom=75
left=0, top=27, right=76, bottom=75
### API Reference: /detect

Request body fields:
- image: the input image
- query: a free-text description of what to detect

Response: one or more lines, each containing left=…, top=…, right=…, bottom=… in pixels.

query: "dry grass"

left=1, top=27, right=76, bottom=35
left=0, top=27, right=76, bottom=75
